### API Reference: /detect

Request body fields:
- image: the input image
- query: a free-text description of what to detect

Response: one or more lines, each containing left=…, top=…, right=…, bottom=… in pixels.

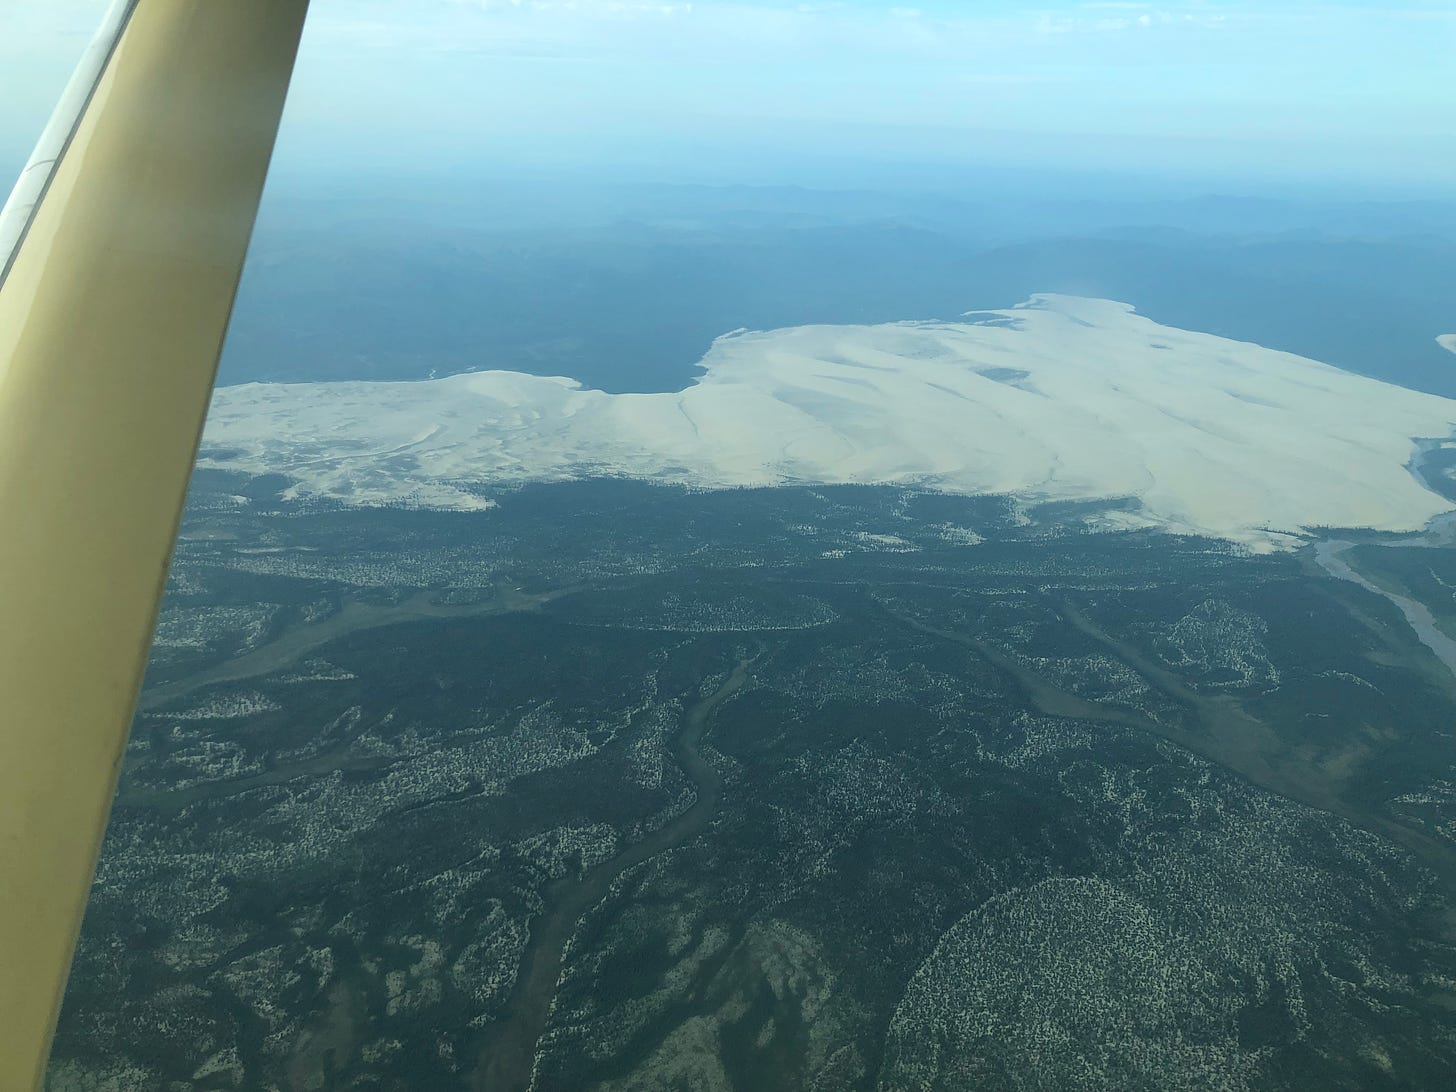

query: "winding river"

left=473, top=659, right=750, bottom=1092
left=1313, top=539, right=1456, bottom=680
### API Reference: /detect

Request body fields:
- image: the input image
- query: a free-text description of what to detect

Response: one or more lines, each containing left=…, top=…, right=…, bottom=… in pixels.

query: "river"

left=473, top=659, right=750, bottom=1092
left=1312, top=539, right=1456, bottom=680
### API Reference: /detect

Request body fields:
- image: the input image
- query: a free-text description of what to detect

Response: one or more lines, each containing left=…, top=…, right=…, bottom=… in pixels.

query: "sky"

left=3, top=0, right=1454, bottom=192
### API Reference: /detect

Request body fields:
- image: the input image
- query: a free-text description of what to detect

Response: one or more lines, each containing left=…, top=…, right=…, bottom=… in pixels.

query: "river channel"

left=473, top=659, right=750, bottom=1092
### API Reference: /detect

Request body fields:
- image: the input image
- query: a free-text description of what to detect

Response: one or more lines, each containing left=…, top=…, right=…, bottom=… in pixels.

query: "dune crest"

left=202, top=295, right=1456, bottom=550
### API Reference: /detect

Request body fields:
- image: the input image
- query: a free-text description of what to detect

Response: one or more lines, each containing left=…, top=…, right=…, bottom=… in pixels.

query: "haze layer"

left=202, top=295, right=1456, bottom=549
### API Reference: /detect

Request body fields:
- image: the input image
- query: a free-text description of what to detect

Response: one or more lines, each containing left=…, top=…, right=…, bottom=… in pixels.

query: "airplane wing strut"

left=0, top=3, right=310, bottom=1085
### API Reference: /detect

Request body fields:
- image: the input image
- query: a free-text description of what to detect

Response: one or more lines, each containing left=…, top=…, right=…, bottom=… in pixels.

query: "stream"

left=1312, top=539, right=1456, bottom=680
left=473, top=659, right=750, bottom=1092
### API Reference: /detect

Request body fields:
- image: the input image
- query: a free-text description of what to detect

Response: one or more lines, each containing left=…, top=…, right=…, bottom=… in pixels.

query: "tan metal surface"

left=0, top=0, right=139, bottom=280
left=0, top=2, right=309, bottom=1085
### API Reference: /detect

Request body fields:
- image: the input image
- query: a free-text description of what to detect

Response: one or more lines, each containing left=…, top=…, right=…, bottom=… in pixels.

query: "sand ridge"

left=201, top=295, right=1456, bottom=550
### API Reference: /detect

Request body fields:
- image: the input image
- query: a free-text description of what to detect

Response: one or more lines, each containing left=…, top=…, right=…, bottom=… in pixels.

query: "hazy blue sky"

left=3, top=0, right=1453, bottom=191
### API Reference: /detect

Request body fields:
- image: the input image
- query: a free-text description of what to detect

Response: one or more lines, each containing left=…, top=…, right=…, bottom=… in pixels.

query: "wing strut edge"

left=0, top=3, right=311, bottom=1085
left=0, top=0, right=141, bottom=286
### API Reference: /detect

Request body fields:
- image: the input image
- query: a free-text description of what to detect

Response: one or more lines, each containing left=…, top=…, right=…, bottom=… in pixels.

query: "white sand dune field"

left=201, top=295, right=1456, bottom=550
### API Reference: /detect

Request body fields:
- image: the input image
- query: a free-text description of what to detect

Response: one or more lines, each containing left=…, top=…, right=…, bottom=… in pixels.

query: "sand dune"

left=201, top=295, right=1456, bottom=549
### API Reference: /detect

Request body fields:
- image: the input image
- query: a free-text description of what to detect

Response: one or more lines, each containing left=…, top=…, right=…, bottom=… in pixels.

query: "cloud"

left=447, top=0, right=696, bottom=16
left=274, top=0, right=1454, bottom=187
left=1035, top=7, right=1231, bottom=33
